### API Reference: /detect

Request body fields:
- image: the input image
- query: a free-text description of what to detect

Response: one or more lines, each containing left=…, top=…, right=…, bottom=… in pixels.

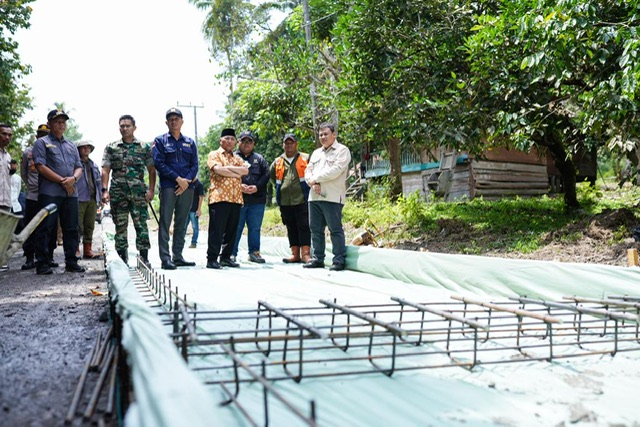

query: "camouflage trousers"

left=110, top=189, right=150, bottom=253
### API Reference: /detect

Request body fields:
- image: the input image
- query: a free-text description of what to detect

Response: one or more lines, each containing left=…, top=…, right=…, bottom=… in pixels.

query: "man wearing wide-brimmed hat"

left=76, top=140, right=103, bottom=259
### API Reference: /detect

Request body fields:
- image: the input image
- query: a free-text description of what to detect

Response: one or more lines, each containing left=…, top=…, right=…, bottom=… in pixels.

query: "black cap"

left=221, top=128, right=236, bottom=138
left=47, top=109, right=69, bottom=121
left=283, top=133, right=297, bottom=143
left=238, top=131, right=256, bottom=141
left=36, top=124, right=50, bottom=136
left=166, top=107, right=183, bottom=119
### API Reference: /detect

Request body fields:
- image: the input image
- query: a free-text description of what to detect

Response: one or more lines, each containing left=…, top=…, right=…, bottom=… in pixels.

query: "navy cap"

left=283, top=133, right=297, bottom=143
left=238, top=131, right=256, bottom=141
left=166, top=107, right=183, bottom=119
left=47, top=109, right=69, bottom=121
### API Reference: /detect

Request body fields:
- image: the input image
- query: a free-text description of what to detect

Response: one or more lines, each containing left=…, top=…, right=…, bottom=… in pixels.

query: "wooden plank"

left=475, top=147, right=547, bottom=165
left=473, top=172, right=547, bottom=183
left=475, top=181, right=549, bottom=190
left=474, top=188, right=548, bottom=196
left=472, top=160, right=547, bottom=174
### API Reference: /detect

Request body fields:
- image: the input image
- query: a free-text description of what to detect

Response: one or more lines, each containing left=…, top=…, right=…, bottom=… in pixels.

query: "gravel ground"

left=0, top=224, right=110, bottom=427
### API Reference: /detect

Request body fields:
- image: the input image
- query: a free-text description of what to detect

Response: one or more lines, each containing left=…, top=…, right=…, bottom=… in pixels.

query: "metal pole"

left=177, top=102, right=204, bottom=144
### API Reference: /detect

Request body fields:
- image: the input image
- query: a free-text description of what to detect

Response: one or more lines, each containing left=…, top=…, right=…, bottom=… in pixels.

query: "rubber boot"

left=117, top=249, right=128, bottom=265
left=300, top=246, right=312, bottom=263
left=83, top=242, right=103, bottom=259
left=282, top=246, right=301, bottom=263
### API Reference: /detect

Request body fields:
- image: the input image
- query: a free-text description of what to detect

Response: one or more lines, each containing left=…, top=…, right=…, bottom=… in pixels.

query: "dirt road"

left=0, top=226, right=110, bottom=426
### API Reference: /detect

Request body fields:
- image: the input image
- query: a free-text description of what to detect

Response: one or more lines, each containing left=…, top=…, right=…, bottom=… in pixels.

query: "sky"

left=16, top=0, right=227, bottom=160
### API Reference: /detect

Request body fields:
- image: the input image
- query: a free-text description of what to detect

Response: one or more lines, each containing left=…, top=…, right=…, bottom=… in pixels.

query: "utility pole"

left=177, top=102, right=204, bottom=144
left=302, top=0, right=319, bottom=146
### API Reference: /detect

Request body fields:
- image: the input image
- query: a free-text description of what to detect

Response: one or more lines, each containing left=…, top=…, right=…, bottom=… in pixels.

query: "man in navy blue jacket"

left=232, top=131, right=270, bottom=263
left=152, top=108, right=198, bottom=270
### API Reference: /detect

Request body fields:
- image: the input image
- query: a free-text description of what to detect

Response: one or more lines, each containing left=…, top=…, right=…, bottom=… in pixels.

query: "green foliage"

left=0, top=0, right=35, bottom=145
left=397, top=192, right=429, bottom=230
left=54, top=102, right=83, bottom=143
left=191, top=0, right=640, bottom=210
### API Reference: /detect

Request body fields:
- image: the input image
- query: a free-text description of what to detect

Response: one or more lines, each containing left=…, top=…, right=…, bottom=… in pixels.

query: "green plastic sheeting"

left=103, top=232, right=219, bottom=427
left=261, top=236, right=640, bottom=300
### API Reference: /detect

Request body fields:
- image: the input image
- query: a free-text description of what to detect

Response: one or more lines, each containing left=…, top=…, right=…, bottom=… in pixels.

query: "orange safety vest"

left=274, top=153, right=309, bottom=205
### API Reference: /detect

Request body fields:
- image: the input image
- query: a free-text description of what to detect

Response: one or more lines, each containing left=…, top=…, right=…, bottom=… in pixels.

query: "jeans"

left=233, top=203, right=266, bottom=257
left=308, top=201, right=346, bottom=265
left=185, top=211, right=200, bottom=245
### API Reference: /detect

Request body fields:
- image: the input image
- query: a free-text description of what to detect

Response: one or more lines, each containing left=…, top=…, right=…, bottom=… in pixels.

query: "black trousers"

left=35, top=195, right=79, bottom=266
left=22, top=199, right=56, bottom=260
left=280, top=203, right=311, bottom=247
left=207, top=202, right=241, bottom=261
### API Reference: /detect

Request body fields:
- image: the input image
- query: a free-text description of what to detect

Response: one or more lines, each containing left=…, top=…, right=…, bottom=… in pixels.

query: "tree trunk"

left=388, top=137, right=403, bottom=201
left=543, top=135, right=580, bottom=209
left=226, top=49, right=234, bottom=109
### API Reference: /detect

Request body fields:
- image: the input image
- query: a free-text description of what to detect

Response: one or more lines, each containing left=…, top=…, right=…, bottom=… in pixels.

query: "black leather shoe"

left=303, top=259, right=325, bottom=269
left=220, top=258, right=240, bottom=268
left=65, top=263, right=86, bottom=273
left=206, top=260, right=221, bottom=269
left=173, top=259, right=196, bottom=267
left=161, top=260, right=177, bottom=270
left=21, top=259, right=36, bottom=270
left=36, top=265, right=53, bottom=275
left=48, top=260, right=59, bottom=267
left=329, top=263, right=345, bottom=271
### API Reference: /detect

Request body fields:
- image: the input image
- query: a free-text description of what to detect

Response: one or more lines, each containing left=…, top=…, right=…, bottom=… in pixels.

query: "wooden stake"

left=627, top=249, right=639, bottom=267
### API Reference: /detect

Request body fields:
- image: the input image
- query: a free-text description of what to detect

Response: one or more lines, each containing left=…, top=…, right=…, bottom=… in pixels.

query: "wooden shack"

left=365, top=146, right=550, bottom=201
left=420, top=147, right=549, bottom=201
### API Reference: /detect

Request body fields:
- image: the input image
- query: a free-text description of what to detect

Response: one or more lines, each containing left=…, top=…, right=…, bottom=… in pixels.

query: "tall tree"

left=0, top=0, right=35, bottom=145
left=189, top=0, right=263, bottom=106
left=462, top=0, right=640, bottom=208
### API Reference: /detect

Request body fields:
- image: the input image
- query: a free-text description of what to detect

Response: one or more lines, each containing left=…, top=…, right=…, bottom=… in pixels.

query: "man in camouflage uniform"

left=101, top=115, right=156, bottom=265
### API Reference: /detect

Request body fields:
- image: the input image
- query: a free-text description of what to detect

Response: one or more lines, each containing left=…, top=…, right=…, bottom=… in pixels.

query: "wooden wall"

left=420, top=147, right=549, bottom=201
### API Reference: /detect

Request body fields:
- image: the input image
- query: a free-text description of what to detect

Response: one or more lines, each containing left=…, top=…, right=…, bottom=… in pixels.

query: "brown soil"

left=392, top=208, right=639, bottom=266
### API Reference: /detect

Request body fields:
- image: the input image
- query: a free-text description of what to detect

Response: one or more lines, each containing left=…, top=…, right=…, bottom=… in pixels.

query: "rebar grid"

left=130, top=262, right=640, bottom=427
left=173, top=295, right=640, bottom=387
left=132, top=259, right=317, bottom=427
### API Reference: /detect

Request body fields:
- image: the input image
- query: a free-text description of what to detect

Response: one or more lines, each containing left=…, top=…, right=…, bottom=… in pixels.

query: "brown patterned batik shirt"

left=207, top=147, right=245, bottom=204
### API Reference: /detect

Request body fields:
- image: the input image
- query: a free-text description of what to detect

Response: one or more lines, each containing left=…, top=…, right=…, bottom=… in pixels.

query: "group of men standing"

left=1, top=107, right=352, bottom=274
